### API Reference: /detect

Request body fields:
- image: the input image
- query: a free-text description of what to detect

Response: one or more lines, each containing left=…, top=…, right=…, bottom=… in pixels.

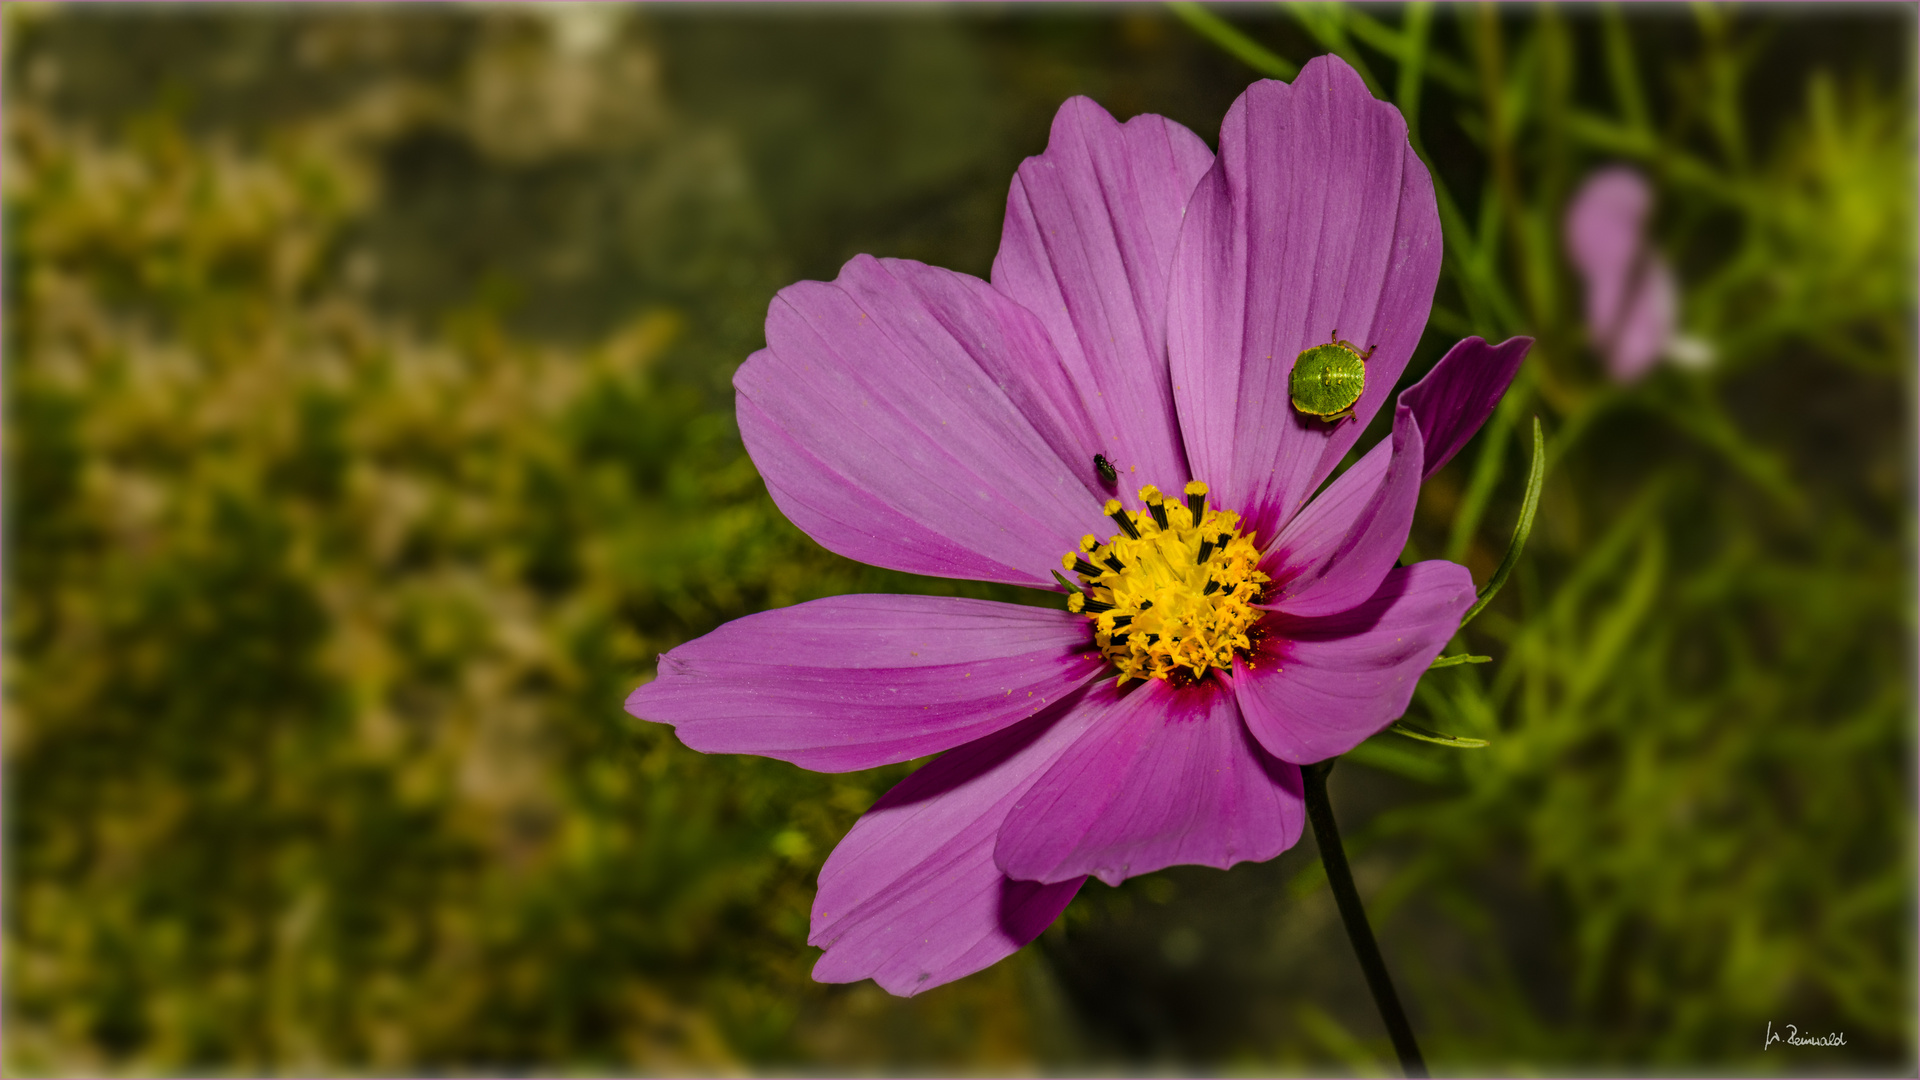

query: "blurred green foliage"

left=3, top=8, right=1067, bottom=1072
left=4, top=3, right=1913, bottom=1075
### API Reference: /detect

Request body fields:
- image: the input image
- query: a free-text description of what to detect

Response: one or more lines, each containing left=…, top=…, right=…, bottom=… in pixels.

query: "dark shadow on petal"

left=1262, top=560, right=1414, bottom=642
left=995, top=873, right=1084, bottom=940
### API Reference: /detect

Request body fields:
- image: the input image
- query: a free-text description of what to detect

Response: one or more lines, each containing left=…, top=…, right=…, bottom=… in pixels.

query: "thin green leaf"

left=1601, top=1, right=1650, bottom=135
left=1540, top=475, right=1669, bottom=634
left=1382, top=4, right=1428, bottom=139
left=1390, top=721, right=1491, bottom=749
left=1429, top=653, right=1492, bottom=669
left=1460, top=416, right=1545, bottom=628
left=1167, top=2, right=1297, bottom=79
left=1564, top=110, right=1750, bottom=207
left=1500, top=23, right=1541, bottom=137
left=1564, top=530, right=1664, bottom=712
left=1693, top=2, right=1751, bottom=172
left=1342, top=6, right=1407, bottom=59
left=1347, top=4, right=1475, bottom=96
left=1651, top=382, right=1807, bottom=515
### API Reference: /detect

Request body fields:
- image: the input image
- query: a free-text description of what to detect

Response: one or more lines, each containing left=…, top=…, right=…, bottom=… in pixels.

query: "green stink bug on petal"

left=1288, top=331, right=1374, bottom=422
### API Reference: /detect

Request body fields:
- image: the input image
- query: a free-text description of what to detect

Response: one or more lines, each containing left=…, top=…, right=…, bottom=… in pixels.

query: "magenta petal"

left=991, top=97, right=1216, bottom=497
left=1265, top=403, right=1424, bottom=618
left=994, top=678, right=1305, bottom=887
left=1168, top=55, right=1442, bottom=543
left=737, top=255, right=1116, bottom=587
left=1397, top=332, right=1528, bottom=474
left=809, top=697, right=1103, bottom=996
left=1399, top=335, right=1533, bottom=479
left=626, top=595, right=1104, bottom=773
left=1236, top=561, right=1475, bottom=764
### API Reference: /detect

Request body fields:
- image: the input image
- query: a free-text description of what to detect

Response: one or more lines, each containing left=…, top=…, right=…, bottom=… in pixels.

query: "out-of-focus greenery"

left=4, top=4, right=1912, bottom=1075
left=4, top=8, right=1070, bottom=1072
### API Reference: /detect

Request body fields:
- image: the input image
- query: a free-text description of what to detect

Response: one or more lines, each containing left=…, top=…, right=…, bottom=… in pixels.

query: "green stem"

left=1302, top=759, right=1429, bottom=1077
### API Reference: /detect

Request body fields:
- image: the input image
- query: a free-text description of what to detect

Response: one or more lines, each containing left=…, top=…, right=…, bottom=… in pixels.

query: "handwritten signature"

left=1765, top=1021, right=1846, bottom=1050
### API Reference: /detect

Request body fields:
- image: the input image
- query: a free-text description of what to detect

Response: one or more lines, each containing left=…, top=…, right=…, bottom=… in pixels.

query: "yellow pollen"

left=1063, top=482, right=1270, bottom=685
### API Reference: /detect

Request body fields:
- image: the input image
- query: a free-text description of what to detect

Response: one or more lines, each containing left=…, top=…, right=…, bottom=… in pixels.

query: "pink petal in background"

left=1565, top=167, right=1676, bottom=383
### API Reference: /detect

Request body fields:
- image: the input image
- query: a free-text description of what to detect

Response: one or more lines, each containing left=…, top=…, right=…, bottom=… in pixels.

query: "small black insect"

left=1094, top=453, right=1118, bottom=486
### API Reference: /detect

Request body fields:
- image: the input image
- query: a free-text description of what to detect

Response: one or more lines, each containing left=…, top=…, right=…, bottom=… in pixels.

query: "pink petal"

left=1565, top=167, right=1652, bottom=338
left=1264, top=403, right=1424, bottom=618
left=1565, top=167, right=1674, bottom=384
left=1168, top=55, right=1442, bottom=544
left=991, top=97, right=1216, bottom=500
left=1235, top=561, right=1475, bottom=764
left=626, top=595, right=1104, bottom=773
left=810, top=697, right=1105, bottom=996
left=993, top=678, right=1305, bottom=887
left=737, top=255, right=1117, bottom=587
left=1399, top=335, right=1533, bottom=479
left=1606, top=256, right=1676, bottom=383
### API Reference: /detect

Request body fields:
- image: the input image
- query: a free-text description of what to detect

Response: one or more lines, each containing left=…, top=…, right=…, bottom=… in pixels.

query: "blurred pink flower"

left=1565, top=166, right=1709, bottom=382
left=627, top=56, right=1529, bottom=996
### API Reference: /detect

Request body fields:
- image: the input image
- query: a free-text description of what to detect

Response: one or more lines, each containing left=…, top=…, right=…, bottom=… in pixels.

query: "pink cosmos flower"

left=1565, top=166, right=1684, bottom=383
left=627, top=56, right=1530, bottom=996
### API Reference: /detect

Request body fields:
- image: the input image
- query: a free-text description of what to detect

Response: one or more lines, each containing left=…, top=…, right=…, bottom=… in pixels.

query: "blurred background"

left=4, top=3, right=1913, bottom=1074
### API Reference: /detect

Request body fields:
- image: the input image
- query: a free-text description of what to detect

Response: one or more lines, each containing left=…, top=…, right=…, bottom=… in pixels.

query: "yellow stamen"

left=1061, top=479, right=1269, bottom=685
left=1183, top=481, right=1209, bottom=524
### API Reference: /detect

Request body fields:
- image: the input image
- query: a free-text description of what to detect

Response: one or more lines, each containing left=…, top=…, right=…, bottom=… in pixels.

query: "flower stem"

left=1301, top=759, right=1429, bottom=1078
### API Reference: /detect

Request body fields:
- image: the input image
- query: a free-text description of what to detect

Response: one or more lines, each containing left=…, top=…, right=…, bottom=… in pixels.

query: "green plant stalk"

left=1167, top=1, right=1296, bottom=78
left=1460, top=416, right=1545, bottom=628
left=1302, top=759, right=1429, bottom=1078
left=1528, top=3, right=1573, bottom=332
left=1600, top=1, right=1651, bottom=134
left=1391, top=4, right=1432, bottom=143
left=1472, top=3, right=1547, bottom=332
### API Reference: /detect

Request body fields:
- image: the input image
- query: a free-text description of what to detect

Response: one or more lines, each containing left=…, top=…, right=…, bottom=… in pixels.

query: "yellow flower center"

left=1060, top=481, right=1270, bottom=685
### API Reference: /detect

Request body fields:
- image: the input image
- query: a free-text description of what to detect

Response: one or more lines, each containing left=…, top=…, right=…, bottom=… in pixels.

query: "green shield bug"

left=1288, top=332, right=1374, bottom=422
